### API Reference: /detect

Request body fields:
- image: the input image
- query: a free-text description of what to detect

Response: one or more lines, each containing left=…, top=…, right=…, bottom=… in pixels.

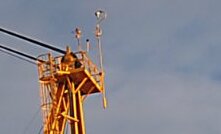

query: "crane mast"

left=37, top=10, right=107, bottom=134
left=38, top=48, right=105, bottom=134
left=0, top=10, right=107, bottom=134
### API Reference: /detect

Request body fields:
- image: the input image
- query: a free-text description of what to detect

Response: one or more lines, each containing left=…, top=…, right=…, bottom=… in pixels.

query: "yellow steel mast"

left=37, top=10, right=107, bottom=134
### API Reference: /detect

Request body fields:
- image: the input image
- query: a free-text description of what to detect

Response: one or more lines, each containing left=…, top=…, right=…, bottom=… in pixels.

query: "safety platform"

left=37, top=51, right=104, bottom=95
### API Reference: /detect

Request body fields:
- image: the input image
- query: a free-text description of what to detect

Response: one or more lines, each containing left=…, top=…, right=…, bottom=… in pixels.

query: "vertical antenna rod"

left=95, top=10, right=106, bottom=72
left=75, top=27, right=82, bottom=51
left=0, top=27, right=66, bottom=54
left=95, top=10, right=107, bottom=109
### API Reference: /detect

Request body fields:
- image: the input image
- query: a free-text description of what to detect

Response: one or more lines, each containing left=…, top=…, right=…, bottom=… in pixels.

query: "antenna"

left=74, top=27, right=82, bottom=51
left=95, top=10, right=106, bottom=72
left=86, top=39, right=90, bottom=52
left=95, top=10, right=107, bottom=109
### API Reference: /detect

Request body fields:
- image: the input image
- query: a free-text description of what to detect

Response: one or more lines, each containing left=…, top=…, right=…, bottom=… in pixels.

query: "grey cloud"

left=1, top=0, right=221, bottom=134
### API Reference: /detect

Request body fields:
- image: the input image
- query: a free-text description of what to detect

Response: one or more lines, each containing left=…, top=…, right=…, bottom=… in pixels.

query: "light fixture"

left=95, top=10, right=106, bottom=24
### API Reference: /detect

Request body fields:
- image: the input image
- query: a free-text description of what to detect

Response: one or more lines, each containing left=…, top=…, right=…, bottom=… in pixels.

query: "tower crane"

left=0, top=10, right=107, bottom=134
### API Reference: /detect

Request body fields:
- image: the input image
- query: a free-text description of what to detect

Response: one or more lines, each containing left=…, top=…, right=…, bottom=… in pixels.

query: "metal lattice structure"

left=37, top=49, right=106, bottom=134
left=0, top=10, right=107, bottom=134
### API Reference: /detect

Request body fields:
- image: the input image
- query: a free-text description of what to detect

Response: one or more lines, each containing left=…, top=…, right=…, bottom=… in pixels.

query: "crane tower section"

left=37, top=48, right=105, bottom=134
left=37, top=10, right=107, bottom=134
left=0, top=10, right=107, bottom=134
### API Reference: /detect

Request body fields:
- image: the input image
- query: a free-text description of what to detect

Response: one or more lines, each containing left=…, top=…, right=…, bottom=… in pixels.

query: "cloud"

left=85, top=71, right=221, bottom=134
left=1, top=0, right=221, bottom=134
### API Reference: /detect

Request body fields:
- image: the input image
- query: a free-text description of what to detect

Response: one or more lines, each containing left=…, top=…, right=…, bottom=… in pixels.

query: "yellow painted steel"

left=37, top=50, right=106, bottom=134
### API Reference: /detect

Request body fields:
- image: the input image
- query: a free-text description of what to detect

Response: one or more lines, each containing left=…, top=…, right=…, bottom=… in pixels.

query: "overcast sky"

left=1, top=0, right=221, bottom=134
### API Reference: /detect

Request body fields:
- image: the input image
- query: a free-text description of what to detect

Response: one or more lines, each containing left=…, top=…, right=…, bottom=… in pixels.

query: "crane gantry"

left=0, top=10, right=107, bottom=134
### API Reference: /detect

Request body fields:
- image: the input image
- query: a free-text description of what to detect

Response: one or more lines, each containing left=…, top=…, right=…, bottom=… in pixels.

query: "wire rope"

left=0, top=49, right=36, bottom=65
left=38, top=125, right=43, bottom=134
left=22, top=107, right=41, bottom=134
left=0, top=27, right=66, bottom=54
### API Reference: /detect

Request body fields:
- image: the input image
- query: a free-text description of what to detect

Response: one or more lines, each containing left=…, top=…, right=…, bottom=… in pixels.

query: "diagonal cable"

left=0, top=44, right=38, bottom=61
left=0, top=27, right=66, bottom=54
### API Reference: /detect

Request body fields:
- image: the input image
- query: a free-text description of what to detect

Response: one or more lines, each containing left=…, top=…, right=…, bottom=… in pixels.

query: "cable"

left=22, top=107, right=41, bottom=134
left=0, top=49, right=36, bottom=65
left=65, top=122, right=69, bottom=134
left=0, top=44, right=38, bottom=61
left=0, top=27, right=66, bottom=54
left=38, top=125, right=43, bottom=134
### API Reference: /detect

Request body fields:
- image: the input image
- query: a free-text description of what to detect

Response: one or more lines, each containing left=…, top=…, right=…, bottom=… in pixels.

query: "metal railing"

left=37, top=51, right=103, bottom=85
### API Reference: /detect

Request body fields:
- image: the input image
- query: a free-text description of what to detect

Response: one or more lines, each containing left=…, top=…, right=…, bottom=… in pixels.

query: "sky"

left=1, top=0, right=221, bottom=134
